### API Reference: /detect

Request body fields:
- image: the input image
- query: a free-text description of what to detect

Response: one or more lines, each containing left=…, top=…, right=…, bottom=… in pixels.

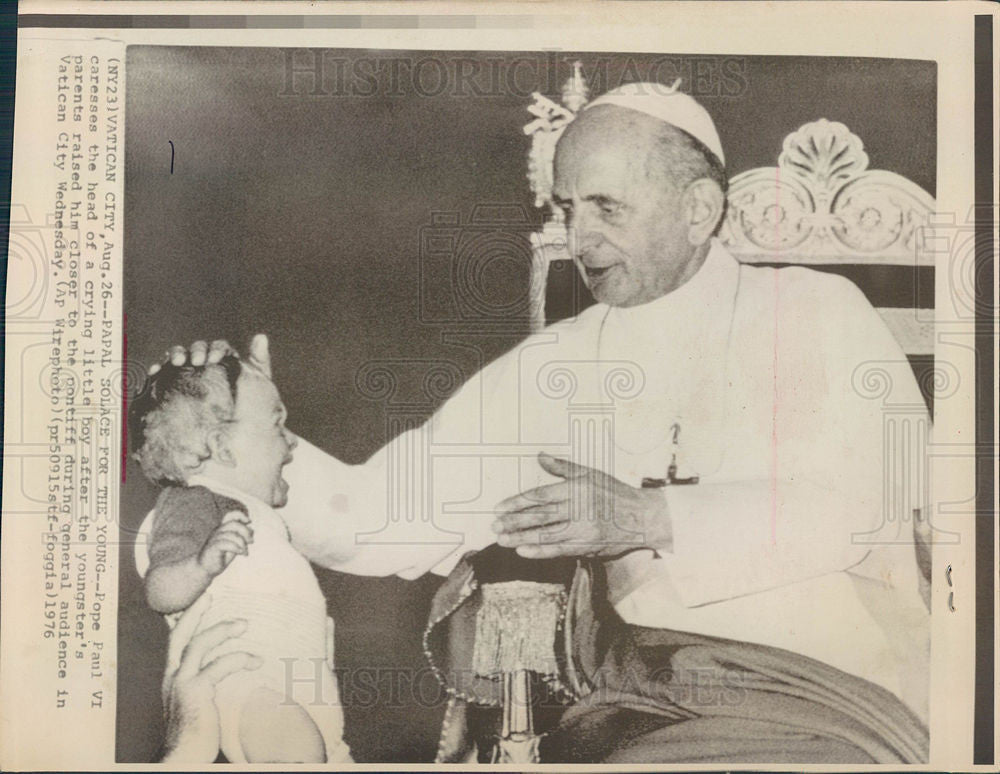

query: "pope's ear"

left=684, top=178, right=725, bottom=246
left=206, top=426, right=237, bottom=467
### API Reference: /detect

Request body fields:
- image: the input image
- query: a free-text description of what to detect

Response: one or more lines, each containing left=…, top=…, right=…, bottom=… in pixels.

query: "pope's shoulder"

left=481, top=303, right=608, bottom=369
left=735, top=260, right=876, bottom=319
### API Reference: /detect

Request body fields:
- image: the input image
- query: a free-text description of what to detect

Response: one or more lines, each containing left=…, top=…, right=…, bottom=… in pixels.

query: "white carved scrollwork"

left=778, top=119, right=870, bottom=200
left=720, top=119, right=935, bottom=266
left=726, top=178, right=815, bottom=254
left=524, top=63, right=589, bottom=333
left=523, top=61, right=588, bottom=211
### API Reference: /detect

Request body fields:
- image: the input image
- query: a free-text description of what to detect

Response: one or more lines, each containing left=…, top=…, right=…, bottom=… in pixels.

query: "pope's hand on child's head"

left=197, top=511, right=254, bottom=576
left=148, top=333, right=273, bottom=379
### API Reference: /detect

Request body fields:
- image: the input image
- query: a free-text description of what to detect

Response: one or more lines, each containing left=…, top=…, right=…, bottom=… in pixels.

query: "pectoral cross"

left=641, top=423, right=701, bottom=488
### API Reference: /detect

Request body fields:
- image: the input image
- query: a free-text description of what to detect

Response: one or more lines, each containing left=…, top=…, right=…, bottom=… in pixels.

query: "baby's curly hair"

left=128, top=355, right=243, bottom=485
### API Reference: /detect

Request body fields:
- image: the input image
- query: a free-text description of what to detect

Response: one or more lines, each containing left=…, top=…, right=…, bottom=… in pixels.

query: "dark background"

left=118, top=47, right=936, bottom=762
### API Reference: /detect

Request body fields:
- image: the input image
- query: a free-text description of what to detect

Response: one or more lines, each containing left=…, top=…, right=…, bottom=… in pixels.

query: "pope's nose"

left=567, top=223, right=605, bottom=262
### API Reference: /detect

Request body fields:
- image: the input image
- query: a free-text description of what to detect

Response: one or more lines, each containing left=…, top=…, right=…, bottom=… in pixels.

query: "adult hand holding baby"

left=159, top=594, right=262, bottom=763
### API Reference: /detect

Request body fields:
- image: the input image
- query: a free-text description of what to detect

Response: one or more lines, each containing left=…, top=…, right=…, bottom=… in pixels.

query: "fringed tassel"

left=473, top=581, right=567, bottom=764
left=472, top=581, right=566, bottom=679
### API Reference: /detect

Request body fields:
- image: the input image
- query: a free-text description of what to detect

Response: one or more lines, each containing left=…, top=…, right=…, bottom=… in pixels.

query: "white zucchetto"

left=583, top=81, right=725, bottom=166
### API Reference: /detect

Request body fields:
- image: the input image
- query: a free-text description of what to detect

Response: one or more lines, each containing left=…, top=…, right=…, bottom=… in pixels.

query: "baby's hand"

left=198, top=511, right=254, bottom=576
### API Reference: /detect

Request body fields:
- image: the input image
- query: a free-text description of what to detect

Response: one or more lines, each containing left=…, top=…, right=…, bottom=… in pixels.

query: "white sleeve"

left=280, top=354, right=520, bottom=579
left=660, top=276, right=928, bottom=607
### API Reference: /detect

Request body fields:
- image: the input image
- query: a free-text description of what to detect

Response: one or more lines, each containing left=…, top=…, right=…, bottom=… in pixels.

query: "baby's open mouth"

left=585, top=265, right=614, bottom=279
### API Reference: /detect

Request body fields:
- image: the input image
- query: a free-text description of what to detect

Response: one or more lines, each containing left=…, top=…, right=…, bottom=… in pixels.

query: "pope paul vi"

left=160, top=82, right=931, bottom=747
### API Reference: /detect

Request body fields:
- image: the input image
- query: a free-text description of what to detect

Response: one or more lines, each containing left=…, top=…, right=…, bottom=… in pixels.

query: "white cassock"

left=282, top=238, right=930, bottom=721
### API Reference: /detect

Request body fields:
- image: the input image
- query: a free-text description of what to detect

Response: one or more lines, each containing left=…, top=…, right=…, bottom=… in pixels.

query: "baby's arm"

left=147, top=510, right=253, bottom=614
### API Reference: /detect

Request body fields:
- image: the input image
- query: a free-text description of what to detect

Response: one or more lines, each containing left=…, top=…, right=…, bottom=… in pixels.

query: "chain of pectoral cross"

left=641, top=421, right=701, bottom=489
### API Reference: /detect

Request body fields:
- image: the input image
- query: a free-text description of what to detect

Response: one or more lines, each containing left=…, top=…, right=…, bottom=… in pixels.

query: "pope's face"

left=552, top=108, right=703, bottom=308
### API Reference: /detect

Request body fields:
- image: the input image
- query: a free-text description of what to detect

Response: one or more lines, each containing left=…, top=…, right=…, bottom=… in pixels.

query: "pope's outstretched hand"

left=147, top=333, right=273, bottom=377
left=492, top=452, right=673, bottom=559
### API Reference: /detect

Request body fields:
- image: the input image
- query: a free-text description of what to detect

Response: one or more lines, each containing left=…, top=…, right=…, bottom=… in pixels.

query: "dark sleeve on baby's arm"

left=147, top=486, right=247, bottom=572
